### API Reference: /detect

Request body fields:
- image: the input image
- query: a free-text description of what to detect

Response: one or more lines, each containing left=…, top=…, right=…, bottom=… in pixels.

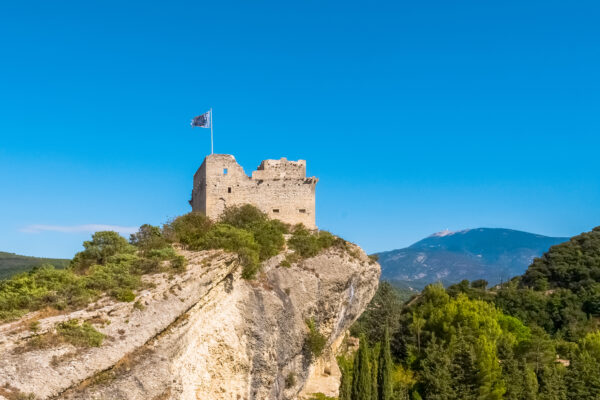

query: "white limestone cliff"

left=0, top=243, right=379, bottom=400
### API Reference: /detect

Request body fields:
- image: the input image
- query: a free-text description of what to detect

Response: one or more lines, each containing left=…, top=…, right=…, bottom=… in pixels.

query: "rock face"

left=0, top=244, right=379, bottom=400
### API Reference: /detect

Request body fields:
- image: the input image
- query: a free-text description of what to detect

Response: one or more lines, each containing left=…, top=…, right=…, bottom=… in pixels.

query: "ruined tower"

left=190, top=154, right=318, bottom=228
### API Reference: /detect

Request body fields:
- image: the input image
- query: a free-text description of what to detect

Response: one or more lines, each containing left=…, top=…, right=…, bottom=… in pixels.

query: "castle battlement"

left=190, top=154, right=318, bottom=228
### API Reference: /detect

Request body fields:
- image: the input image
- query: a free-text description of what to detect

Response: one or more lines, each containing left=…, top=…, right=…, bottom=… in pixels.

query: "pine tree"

left=378, top=326, right=393, bottom=400
left=566, top=350, right=600, bottom=400
left=538, top=364, right=567, bottom=400
left=420, top=336, right=455, bottom=400
left=352, top=334, right=372, bottom=400
left=449, top=330, right=478, bottom=400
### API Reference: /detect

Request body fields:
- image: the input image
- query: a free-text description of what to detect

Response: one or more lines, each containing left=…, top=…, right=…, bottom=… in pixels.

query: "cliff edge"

left=0, top=243, right=379, bottom=400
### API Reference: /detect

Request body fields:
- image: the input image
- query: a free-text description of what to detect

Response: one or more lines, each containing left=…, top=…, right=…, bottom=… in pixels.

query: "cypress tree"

left=378, top=326, right=393, bottom=400
left=371, top=342, right=380, bottom=400
left=352, top=334, right=372, bottom=400
left=339, top=356, right=352, bottom=400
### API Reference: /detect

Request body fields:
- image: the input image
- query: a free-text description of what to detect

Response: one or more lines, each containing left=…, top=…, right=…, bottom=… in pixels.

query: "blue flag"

left=191, top=111, right=211, bottom=128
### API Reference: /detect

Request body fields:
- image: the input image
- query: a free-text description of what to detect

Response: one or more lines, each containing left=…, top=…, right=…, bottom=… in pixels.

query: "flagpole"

left=210, top=108, right=214, bottom=155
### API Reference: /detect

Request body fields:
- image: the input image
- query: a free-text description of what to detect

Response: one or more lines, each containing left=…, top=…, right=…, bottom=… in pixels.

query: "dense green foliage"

left=378, top=327, right=393, bottom=400
left=340, top=331, right=395, bottom=400
left=1, top=204, right=340, bottom=322
left=0, top=227, right=183, bottom=321
left=349, top=226, right=600, bottom=399
left=288, top=225, right=337, bottom=258
left=166, top=205, right=291, bottom=278
left=352, top=334, right=372, bottom=400
left=0, top=251, right=69, bottom=280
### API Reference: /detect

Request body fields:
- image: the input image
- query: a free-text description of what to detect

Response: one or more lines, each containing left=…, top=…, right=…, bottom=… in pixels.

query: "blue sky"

left=1, top=0, right=599, bottom=258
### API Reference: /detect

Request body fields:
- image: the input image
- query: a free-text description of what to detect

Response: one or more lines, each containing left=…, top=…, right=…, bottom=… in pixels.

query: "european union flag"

left=191, top=111, right=211, bottom=128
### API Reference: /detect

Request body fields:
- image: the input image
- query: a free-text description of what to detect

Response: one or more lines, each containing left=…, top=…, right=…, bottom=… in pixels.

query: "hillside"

left=0, top=251, right=69, bottom=280
left=350, top=225, right=600, bottom=399
left=377, top=228, right=568, bottom=288
left=0, top=206, right=380, bottom=399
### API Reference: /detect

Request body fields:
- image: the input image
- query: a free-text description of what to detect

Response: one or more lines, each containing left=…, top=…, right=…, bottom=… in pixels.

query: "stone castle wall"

left=190, top=154, right=317, bottom=228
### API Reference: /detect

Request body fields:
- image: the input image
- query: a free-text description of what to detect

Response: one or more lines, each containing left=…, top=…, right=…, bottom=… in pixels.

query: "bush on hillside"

left=129, top=224, right=168, bottom=254
left=56, top=318, right=105, bottom=347
left=219, top=205, right=289, bottom=260
left=0, top=228, right=185, bottom=321
left=166, top=206, right=292, bottom=278
left=305, top=318, right=327, bottom=358
left=288, top=225, right=337, bottom=258
left=164, top=212, right=213, bottom=245
left=70, top=231, right=136, bottom=273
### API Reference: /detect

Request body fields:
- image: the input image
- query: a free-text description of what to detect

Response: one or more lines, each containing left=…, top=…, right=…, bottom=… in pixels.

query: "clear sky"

left=1, top=0, right=599, bottom=258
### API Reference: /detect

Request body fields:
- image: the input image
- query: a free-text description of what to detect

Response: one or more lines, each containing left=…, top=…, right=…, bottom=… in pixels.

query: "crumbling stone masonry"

left=190, top=154, right=318, bottom=228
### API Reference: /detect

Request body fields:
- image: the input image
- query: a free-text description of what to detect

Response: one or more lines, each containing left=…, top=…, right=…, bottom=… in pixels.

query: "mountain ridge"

left=377, top=227, right=569, bottom=289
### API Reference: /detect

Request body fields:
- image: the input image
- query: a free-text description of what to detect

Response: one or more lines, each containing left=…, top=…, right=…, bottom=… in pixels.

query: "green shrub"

left=0, top=265, right=94, bottom=320
left=113, top=288, right=136, bottom=302
left=178, top=221, right=263, bottom=279
left=305, top=318, right=327, bottom=357
left=219, top=205, right=288, bottom=260
left=146, top=246, right=177, bottom=260
left=288, top=226, right=338, bottom=259
left=70, top=231, right=136, bottom=273
left=56, top=319, right=104, bottom=347
left=129, top=224, right=168, bottom=253
left=165, top=213, right=213, bottom=245
left=219, top=204, right=269, bottom=229
left=170, top=255, right=186, bottom=271
left=285, top=372, right=296, bottom=388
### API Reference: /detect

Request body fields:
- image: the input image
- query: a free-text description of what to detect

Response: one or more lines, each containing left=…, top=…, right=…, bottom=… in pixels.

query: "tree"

left=537, top=364, right=566, bottom=400
left=129, top=224, right=167, bottom=253
left=410, top=312, right=425, bottom=354
left=566, top=331, right=600, bottom=400
left=566, top=351, right=600, bottom=400
left=353, top=282, right=403, bottom=344
left=378, top=326, right=393, bottom=400
left=420, top=336, right=454, bottom=400
left=352, top=334, right=372, bottom=400
left=71, top=231, right=135, bottom=272
left=371, top=342, right=380, bottom=400
left=448, top=330, right=478, bottom=400
left=339, top=356, right=352, bottom=400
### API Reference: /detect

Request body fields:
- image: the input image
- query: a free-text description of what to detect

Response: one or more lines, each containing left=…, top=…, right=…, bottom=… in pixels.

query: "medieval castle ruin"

left=190, top=154, right=318, bottom=228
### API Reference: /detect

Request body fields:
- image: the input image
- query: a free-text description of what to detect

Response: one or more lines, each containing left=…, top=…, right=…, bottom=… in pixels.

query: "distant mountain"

left=0, top=251, right=69, bottom=280
left=377, top=228, right=569, bottom=289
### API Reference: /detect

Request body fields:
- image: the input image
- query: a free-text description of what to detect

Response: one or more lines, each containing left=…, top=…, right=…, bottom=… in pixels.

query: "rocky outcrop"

left=0, top=243, right=379, bottom=400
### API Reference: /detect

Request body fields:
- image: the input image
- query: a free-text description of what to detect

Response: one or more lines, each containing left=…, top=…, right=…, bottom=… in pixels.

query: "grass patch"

left=22, top=319, right=104, bottom=351
left=56, top=319, right=104, bottom=347
left=307, top=393, right=336, bottom=400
